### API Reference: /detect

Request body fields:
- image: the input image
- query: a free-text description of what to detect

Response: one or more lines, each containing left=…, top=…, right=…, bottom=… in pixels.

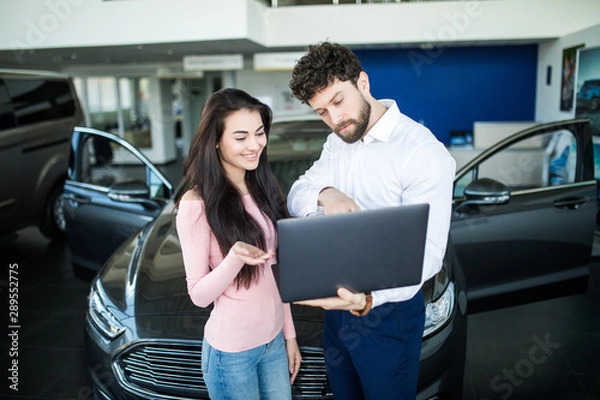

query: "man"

left=287, top=41, right=456, bottom=399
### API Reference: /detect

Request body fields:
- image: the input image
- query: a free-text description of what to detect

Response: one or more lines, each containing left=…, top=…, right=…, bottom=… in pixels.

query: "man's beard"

left=333, top=96, right=371, bottom=144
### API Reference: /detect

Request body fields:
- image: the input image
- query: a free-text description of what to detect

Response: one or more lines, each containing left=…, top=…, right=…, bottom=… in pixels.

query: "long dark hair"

left=181, top=88, right=287, bottom=289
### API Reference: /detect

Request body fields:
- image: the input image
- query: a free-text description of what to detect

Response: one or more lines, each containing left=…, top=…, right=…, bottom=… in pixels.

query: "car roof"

left=271, top=114, right=330, bottom=135
left=273, top=113, right=322, bottom=124
left=0, top=68, right=72, bottom=79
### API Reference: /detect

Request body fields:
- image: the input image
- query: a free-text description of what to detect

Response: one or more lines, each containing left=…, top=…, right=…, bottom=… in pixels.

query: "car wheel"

left=590, top=97, right=599, bottom=111
left=39, top=182, right=67, bottom=240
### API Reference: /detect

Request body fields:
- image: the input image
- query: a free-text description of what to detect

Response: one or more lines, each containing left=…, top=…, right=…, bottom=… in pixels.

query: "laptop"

left=275, top=203, right=429, bottom=303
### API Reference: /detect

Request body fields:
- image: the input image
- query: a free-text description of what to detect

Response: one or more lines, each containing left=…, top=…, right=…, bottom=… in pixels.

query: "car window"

left=593, top=137, right=600, bottom=179
left=0, top=81, right=16, bottom=130
left=454, top=129, right=577, bottom=198
left=4, top=78, right=76, bottom=126
left=268, top=120, right=330, bottom=195
left=79, top=135, right=169, bottom=199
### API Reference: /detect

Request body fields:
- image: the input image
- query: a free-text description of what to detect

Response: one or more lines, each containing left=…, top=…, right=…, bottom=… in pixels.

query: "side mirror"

left=108, top=180, right=159, bottom=210
left=454, top=178, right=510, bottom=215
left=463, top=178, right=510, bottom=205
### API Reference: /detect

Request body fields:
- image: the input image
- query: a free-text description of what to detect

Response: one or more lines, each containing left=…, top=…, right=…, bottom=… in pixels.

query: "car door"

left=0, top=79, right=22, bottom=236
left=451, top=119, right=596, bottom=300
left=63, top=127, right=173, bottom=272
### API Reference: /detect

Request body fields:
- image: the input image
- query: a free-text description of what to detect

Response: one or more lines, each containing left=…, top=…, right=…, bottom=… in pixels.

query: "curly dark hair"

left=289, top=41, right=363, bottom=104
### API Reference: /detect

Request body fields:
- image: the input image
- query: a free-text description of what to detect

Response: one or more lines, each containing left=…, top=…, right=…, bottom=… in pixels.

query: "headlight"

left=88, top=281, right=125, bottom=339
left=423, top=281, right=455, bottom=337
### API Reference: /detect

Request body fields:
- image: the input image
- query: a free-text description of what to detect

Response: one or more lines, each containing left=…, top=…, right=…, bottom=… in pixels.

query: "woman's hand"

left=285, top=338, right=302, bottom=384
left=231, top=241, right=275, bottom=265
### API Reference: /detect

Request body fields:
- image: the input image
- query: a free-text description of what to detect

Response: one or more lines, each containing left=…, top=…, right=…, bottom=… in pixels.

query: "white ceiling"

left=0, top=39, right=298, bottom=71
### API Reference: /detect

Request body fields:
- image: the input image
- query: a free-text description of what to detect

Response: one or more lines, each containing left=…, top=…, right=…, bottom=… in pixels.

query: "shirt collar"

left=363, top=99, right=400, bottom=145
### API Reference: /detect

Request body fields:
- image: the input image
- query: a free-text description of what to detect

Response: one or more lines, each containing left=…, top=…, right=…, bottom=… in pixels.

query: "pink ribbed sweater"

left=176, top=194, right=295, bottom=352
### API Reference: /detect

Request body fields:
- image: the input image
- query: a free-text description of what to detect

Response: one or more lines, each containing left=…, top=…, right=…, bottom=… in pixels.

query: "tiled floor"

left=1, top=226, right=599, bottom=400
left=1, top=227, right=92, bottom=400
left=463, top=277, right=600, bottom=399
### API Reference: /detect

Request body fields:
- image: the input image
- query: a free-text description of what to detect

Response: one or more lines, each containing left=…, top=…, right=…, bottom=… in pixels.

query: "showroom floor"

left=0, top=227, right=599, bottom=400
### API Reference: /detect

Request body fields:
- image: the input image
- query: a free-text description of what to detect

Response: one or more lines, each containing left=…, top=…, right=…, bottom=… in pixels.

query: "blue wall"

left=354, top=45, right=538, bottom=145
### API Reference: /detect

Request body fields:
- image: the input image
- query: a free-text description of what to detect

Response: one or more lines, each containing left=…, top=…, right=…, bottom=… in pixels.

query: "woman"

left=176, top=88, right=302, bottom=399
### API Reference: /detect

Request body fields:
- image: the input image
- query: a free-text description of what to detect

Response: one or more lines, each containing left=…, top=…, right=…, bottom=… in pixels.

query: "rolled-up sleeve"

left=287, top=135, right=335, bottom=217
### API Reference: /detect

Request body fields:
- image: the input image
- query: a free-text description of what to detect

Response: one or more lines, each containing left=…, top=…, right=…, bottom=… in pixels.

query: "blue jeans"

left=202, top=331, right=292, bottom=400
left=323, top=289, right=425, bottom=400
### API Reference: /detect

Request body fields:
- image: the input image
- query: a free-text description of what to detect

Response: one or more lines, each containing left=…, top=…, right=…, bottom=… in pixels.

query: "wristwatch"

left=350, top=292, right=372, bottom=317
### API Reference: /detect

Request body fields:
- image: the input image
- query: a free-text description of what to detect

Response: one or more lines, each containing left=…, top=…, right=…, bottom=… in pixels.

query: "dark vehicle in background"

left=577, top=79, right=600, bottom=111
left=0, top=69, right=84, bottom=239
left=66, top=117, right=595, bottom=399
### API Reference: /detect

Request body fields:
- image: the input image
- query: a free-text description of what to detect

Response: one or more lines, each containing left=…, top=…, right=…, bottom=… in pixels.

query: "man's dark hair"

left=289, top=41, right=363, bottom=104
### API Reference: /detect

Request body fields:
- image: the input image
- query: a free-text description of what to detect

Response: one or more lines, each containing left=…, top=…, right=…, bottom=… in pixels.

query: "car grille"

left=114, top=341, right=333, bottom=399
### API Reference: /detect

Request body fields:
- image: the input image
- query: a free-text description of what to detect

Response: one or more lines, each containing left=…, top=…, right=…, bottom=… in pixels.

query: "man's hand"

left=318, top=188, right=360, bottom=215
left=294, top=287, right=368, bottom=312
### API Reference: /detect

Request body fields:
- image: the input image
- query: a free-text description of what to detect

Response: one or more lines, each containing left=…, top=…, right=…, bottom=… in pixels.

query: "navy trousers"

left=323, top=289, right=425, bottom=400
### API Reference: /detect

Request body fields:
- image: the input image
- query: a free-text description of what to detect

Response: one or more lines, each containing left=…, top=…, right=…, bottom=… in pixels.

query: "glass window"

left=87, top=77, right=119, bottom=131
left=121, top=77, right=152, bottom=148
left=50, top=80, right=77, bottom=118
left=268, top=119, right=330, bottom=194
left=4, top=78, right=75, bottom=126
left=80, top=77, right=152, bottom=148
left=454, top=129, right=577, bottom=198
left=593, top=137, right=600, bottom=180
left=148, top=169, right=169, bottom=199
left=79, top=135, right=168, bottom=200
left=0, top=81, right=16, bottom=130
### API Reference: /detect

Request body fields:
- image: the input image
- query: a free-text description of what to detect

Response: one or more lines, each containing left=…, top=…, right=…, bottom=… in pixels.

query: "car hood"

left=99, top=202, right=201, bottom=317
left=98, top=202, right=326, bottom=345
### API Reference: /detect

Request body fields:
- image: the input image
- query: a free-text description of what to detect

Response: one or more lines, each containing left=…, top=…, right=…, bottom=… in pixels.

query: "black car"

left=64, top=117, right=595, bottom=399
left=452, top=119, right=595, bottom=301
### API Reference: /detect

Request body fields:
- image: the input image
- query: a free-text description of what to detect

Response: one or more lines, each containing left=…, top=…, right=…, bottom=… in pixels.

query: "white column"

left=115, top=78, right=124, bottom=137
left=142, top=76, right=176, bottom=164
left=178, top=79, right=195, bottom=157
left=78, top=77, right=91, bottom=126
left=222, top=70, right=236, bottom=88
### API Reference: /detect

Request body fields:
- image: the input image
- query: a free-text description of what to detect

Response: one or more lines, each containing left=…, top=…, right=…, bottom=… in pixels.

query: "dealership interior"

left=2, top=0, right=600, bottom=399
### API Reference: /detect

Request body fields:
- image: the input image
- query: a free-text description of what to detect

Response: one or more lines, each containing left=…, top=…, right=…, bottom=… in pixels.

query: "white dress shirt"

left=287, top=100, right=456, bottom=308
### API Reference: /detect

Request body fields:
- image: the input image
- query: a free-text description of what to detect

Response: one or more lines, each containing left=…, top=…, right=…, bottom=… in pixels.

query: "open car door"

left=451, top=119, right=596, bottom=300
left=63, top=127, right=174, bottom=272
